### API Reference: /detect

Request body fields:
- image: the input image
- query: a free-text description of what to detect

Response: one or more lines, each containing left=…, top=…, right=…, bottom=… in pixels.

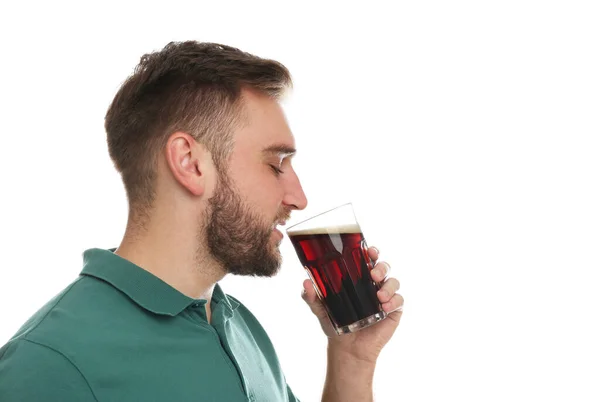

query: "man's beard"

left=202, top=173, right=289, bottom=277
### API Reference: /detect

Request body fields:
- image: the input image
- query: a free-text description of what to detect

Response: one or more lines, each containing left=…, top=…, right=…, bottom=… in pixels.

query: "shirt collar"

left=80, top=248, right=237, bottom=317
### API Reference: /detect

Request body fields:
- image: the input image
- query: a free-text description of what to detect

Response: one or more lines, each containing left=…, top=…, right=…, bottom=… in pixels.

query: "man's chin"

left=227, top=250, right=282, bottom=277
left=230, top=265, right=281, bottom=277
left=254, top=266, right=281, bottom=278
left=255, top=254, right=283, bottom=277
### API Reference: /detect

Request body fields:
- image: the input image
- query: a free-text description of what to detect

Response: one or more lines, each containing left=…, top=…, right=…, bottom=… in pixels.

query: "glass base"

left=335, top=311, right=387, bottom=335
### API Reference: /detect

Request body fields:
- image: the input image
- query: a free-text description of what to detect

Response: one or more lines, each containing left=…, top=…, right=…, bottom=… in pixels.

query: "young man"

left=0, top=41, right=403, bottom=401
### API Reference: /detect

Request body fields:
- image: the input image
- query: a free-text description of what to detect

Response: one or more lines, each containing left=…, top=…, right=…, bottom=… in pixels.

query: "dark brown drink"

left=289, top=226, right=384, bottom=332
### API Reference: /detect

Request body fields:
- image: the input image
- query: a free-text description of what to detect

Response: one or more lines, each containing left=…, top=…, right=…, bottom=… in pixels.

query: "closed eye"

left=269, top=165, right=284, bottom=176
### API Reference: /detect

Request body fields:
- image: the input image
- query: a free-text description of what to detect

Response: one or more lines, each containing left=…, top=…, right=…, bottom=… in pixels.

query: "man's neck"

left=114, top=227, right=226, bottom=308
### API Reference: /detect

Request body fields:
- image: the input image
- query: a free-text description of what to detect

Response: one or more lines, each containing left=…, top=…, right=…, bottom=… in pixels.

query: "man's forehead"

left=234, top=90, right=296, bottom=154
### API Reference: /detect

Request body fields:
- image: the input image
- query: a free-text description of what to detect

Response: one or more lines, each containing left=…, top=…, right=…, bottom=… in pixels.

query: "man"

left=0, top=41, right=403, bottom=401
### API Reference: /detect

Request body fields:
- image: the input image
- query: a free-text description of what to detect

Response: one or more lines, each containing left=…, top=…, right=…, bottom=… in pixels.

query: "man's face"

left=203, top=89, right=308, bottom=276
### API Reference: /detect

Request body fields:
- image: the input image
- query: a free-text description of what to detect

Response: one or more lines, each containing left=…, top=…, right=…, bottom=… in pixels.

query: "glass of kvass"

left=287, top=203, right=386, bottom=334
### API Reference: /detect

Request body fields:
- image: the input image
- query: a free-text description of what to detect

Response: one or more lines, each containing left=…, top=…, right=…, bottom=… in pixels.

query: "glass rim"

left=285, top=202, right=356, bottom=233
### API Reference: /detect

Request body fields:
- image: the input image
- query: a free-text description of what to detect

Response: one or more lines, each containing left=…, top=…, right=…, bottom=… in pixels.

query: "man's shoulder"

left=0, top=321, right=98, bottom=401
left=5, top=273, right=138, bottom=353
left=8, top=276, right=87, bottom=342
left=0, top=337, right=81, bottom=375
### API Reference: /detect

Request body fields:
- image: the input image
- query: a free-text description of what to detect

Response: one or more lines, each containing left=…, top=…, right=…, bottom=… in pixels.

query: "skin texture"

left=115, top=88, right=403, bottom=401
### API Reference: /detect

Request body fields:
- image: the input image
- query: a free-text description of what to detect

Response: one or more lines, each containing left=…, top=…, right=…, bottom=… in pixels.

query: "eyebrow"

left=262, top=144, right=297, bottom=158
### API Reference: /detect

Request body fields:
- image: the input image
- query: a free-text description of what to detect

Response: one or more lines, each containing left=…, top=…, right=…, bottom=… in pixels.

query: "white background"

left=1, top=1, right=599, bottom=401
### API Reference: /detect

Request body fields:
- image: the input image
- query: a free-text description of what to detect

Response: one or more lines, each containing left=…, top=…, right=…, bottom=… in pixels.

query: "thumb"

left=301, top=279, right=328, bottom=321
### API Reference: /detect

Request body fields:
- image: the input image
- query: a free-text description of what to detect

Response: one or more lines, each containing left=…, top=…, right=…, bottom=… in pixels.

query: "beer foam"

left=287, top=223, right=362, bottom=236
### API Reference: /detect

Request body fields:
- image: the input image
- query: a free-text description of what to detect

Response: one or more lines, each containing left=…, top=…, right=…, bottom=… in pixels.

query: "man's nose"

left=283, top=170, right=308, bottom=211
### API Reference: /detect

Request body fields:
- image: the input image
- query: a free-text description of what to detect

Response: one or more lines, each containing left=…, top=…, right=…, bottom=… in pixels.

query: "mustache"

left=275, top=209, right=292, bottom=224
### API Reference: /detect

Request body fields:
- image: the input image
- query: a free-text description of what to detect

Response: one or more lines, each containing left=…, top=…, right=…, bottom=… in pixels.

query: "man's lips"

left=272, top=227, right=284, bottom=240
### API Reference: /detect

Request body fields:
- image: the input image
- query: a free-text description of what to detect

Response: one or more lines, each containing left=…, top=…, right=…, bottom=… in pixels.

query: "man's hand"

left=301, top=246, right=403, bottom=363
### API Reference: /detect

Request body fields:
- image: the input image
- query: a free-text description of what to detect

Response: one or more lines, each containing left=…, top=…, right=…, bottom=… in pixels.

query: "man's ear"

left=164, top=132, right=210, bottom=197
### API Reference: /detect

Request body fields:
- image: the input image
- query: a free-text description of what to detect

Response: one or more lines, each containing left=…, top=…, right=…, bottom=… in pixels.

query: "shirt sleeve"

left=0, top=339, right=98, bottom=401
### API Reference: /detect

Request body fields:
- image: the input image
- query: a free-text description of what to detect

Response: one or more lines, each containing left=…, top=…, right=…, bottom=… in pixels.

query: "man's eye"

left=269, top=165, right=284, bottom=175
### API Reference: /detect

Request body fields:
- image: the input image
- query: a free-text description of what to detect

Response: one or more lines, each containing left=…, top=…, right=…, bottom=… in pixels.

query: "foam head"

left=287, top=223, right=362, bottom=237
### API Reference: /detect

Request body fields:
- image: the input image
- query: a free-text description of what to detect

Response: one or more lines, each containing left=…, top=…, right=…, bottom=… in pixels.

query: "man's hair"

left=105, top=41, right=292, bottom=223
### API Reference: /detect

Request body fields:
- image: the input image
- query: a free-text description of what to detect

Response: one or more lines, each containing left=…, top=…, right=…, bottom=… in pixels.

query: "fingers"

left=381, top=293, right=404, bottom=313
left=366, top=246, right=402, bottom=313
left=377, top=277, right=400, bottom=302
left=367, top=246, right=379, bottom=262
left=371, top=261, right=391, bottom=282
left=374, top=270, right=403, bottom=314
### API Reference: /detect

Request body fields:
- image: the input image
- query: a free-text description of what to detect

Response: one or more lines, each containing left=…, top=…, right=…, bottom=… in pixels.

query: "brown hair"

left=105, top=41, right=292, bottom=223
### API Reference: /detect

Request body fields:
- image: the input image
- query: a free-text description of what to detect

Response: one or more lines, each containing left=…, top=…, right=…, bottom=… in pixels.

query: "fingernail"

left=373, top=246, right=379, bottom=254
left=382, top=262, right=390, bottom=277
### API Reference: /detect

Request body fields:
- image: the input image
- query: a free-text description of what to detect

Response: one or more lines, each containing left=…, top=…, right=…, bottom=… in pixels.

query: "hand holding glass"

left=287, top=203, right=387, bottom=335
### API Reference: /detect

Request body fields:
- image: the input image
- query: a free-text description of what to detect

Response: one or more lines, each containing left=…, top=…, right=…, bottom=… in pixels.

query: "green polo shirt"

left=0, top=248, right=300, bottom=401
